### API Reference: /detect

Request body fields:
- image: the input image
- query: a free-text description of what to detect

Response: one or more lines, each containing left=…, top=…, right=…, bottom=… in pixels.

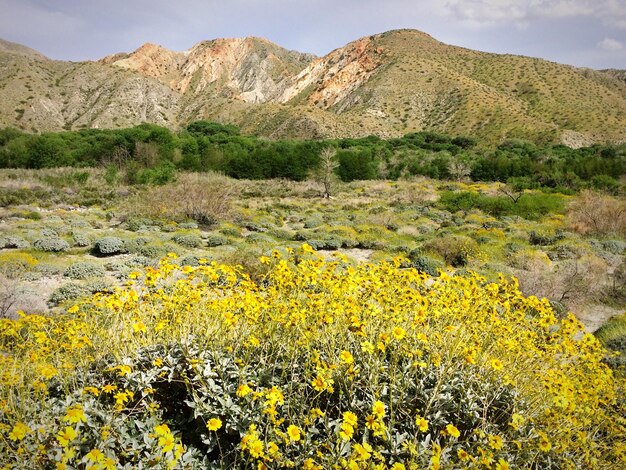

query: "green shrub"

left=49, top=283, right=90, bottom=305
left=64, top=262, right=105, bottom=280
left=406, top=249, right=443, bottom=276
left=32, top=237, right=70, bottom=252
left=423, top=235, right=480, bottom=267
left=179, top=254, right=202, bottom=267
left=93, top=237, right=126, bottom=256
left=71, top=232, right=91, bottom=247
left=171, top=234, right=202, bottom=249
left=0, top=236, right=29, bottom=249
left=205, top=234, right=229, bottom=247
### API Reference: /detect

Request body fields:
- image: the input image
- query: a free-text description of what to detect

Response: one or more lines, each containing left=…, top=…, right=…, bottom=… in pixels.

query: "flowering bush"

left=1, top=245, right=624, bottom=469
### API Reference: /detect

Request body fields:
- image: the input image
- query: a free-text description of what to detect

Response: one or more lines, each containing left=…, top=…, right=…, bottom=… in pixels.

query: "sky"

left=0, top=0, right=625, bottom=69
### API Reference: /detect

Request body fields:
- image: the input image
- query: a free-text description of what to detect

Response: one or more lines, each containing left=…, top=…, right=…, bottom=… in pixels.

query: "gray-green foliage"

left=72, top=232, right=91, bottom=247
left=64, top=262, right=105, bottom=280
left=49, top=283, right=90, bottom=305
left=172, top=234, right=202, bottom=248
left=205, top=234, right=229, bottom=247
left=93, top=237, right=125, bottom=255
left=33, top=237, right=70, bottom=252
left=0, top=236, right=29, bottom=249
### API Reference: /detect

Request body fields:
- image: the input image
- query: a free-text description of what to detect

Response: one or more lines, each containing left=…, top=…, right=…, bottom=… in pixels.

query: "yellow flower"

left=207, top=418, right=222, bottom=431
left=64, top=405, right=86, bottom=424
left=361, top=341, right=375, bottom=354
left=132, top=321, right=146, bottom=333
left=287, top=424, right=302, bottom=442
left=510, top=413, right=525, bottom=430
left=538, top=432, right=552, bottom=452
left=372, top=400, right=386, bottom=418
left=391, top=464, right=406, bottom=470
left=56, top=426, right=78, bottom=447
left=488, top=434, right=504, bottom=450
left=343, top=411, right=358, bottom=427
left=495, top=458, right=510, bottom=470
left=352, top=442, right=372, bottom=461
left=339, top=423, right=354, bottom=441
left=39, top=364, right=58, bottom=379
left=490, top=359, right=504, bottom=371
left=339, top=350, right=354, bottom=365
left=457, top=448, right=470, bottom=461
left=85, top=448, right=105, bottom=463
left=446, top=424, right=460, bottom=438
left=154, top=424, right=171, bottom=436
left=415, top=416, right=429, bottom=432
left=159, top=433, right=176, bottom=453
left=392, top=326, right=406, bottom=340
left=83, top=386, right=100, bottom=397
left=9, top=422, right=31, bottom=441
left=102, top=384, right=117, bottom=394
left=237, top=384, right=252, bottom=397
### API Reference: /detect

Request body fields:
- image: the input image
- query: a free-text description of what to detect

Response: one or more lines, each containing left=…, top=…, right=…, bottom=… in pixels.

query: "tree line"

left=0, top=121, right=623, bottom=191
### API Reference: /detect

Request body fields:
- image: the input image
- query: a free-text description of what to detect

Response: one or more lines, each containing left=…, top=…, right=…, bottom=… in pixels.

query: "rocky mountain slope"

left=1, top=29, right=625, bottom=145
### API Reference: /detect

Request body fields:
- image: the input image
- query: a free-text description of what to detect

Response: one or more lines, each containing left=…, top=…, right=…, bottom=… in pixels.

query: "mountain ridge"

left=1, top=29, right=625, bottom=146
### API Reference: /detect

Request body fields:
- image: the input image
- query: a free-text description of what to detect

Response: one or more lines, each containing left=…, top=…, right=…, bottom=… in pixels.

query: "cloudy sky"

left=0, top=0, right=624, bottom=69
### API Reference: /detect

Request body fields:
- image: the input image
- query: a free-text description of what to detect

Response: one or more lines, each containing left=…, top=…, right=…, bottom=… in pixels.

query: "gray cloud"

left=599, top=37, right=624, bottom=51
left=443, top=0, right=626, bottom=27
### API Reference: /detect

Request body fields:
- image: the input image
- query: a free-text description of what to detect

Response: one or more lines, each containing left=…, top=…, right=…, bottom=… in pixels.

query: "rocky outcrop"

left=1, top=30, right=626, bottom=145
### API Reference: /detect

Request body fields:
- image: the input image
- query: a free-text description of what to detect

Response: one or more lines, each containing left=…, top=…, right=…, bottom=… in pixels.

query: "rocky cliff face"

left=1, top=30, right=626, bottom=145
left=104, top=37, right=315, bottom=104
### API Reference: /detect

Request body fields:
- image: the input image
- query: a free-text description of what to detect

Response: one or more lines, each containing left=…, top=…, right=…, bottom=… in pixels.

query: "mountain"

left=1, top=29, right=625, bottom=146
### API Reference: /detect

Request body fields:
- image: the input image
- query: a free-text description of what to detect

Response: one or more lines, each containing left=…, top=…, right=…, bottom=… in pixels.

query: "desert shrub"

left=242, top=221, right=266, bottom=233
left=406, top=249, right=443, bottom=276
left=303, top=217, right=323, bottom=229
left=306, top=238, right=342, bottom=251
left=355, top=236, right=384, bottom=250
left=49, top=283, right=90, bottom=305
left=178, top=222, right=198, bottom=230
left=34, top=263, right=63, bottom=276
left=423, top=235, right=480, bottom=267
left=205, top=234, right=229, bottom=247
left=266, top=228, right=295, bottom=241
left=595, top=314, right=626, bottom=371
left=71, top=232, right=91, bottom=247
left=124, top=173, right=233, bottom=227
left=136, top=244, right=168, bottom=259
left=85, top=279, right=113, bottom=295
left=529, top=230, right=565, bottom=246
left=40, top=228, right=58, bottom=238
left=220, top=225, right=241, bottom=237
left=32, top=237, right=70, bottom=252
left=64, top=262, right=105, bottom=280
left=0, top=236, right=29, bottom=249
left=0, top=252, right=38, bottom=279
left=1, top=248, right=623, bottom=468
left=171, top=234, right=202, bottom=249
left=125, top=217, right=156, bottom=232
left=516, top=255, right=608, bottom=307
left=93, top=237, right=125, bottom=256
left=122, top=237, right=150, bottom=254
left=547, top=244, right=582, bottom=261
left=568, top=190, right=626, bottom=236
left=602, top=239, right=626, bottom=255
left=245, top=233, right=274, bottom=245
left=179, top=254, right=202, bottom=267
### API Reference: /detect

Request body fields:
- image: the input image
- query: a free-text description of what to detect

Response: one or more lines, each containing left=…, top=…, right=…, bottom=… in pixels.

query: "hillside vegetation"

left=0, top=30, right=625, bottom=145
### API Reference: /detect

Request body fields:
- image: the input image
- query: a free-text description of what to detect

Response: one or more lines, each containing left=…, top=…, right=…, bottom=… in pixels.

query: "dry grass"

left=567, top=190, right=626, bottom=237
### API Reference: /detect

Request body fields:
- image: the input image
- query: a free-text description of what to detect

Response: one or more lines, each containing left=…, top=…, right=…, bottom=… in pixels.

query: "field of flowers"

left=1, top=245, right=624, bottom=469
